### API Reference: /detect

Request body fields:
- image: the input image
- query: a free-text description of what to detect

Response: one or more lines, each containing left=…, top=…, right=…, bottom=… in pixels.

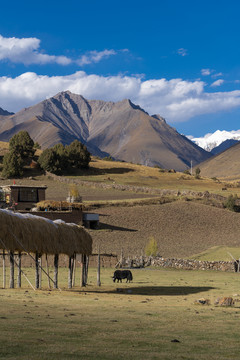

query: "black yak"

left=112, top=270, right=133, bottom=283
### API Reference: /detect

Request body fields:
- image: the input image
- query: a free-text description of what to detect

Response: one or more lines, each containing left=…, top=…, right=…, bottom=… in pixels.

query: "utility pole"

left=190, top=160, right=193, bottom=176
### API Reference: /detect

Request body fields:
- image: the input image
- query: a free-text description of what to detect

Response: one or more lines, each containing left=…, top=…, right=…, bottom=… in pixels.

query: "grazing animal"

left=112, top=270, right=133, bottom=283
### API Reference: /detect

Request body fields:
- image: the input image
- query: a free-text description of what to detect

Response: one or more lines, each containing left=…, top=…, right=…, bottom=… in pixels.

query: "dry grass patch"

left=0, top=267, right=240, bottom=359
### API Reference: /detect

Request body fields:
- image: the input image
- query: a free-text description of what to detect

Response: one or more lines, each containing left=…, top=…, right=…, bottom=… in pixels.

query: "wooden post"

left=54, top=254, right=59, bottom=289
left=9, top=251, right=14, bottom=289
left=2, top=250, right=6, bottom=289
left=17, top=252, right=21, bottom=288
left=86, top=256, right=89, bottom=284
left=120, top=248, right=124, bottom=268
left=45, top=254, right=51, bottom=288
left=97, top=246, right=101, bottom=286
left=72, top=254, right=76, bottom=288
left=81, top=254, right=86, bottom=287
left=68, top=255, right=73, bottom=289
left=35, top=252, right=39, bottom=289
left=39, top=255, right=42, bottom=289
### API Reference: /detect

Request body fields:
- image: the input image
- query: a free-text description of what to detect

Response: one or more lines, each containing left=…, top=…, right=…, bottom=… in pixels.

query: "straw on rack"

left=0, top=209, right=92, bottom=256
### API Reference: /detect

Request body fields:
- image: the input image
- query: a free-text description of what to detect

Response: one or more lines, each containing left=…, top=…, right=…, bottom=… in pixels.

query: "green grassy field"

left=0, top=266, right=240, bottom=359
left=190, top=246, right=240, bottom=261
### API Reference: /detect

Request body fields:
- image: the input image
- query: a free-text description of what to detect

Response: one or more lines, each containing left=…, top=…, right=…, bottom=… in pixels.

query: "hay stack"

left=36, top=200, right=83, bottom=210
left=0, top=209, right=92, bottom=256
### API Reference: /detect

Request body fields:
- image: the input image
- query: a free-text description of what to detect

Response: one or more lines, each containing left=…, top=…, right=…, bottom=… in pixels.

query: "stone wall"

left=46, top=172, right=226, bottom=203
left=20, top=208, right=83, bottom=225
left=120, top=256, right=235, bottom=272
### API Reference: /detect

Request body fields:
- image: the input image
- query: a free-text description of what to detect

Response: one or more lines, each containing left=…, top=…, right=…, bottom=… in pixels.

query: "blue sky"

left=1, top=0, right=240, bottom=137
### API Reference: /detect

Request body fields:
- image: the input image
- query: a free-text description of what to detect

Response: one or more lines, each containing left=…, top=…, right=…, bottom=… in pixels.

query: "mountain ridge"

left=0, top=91, right=211, bottom=171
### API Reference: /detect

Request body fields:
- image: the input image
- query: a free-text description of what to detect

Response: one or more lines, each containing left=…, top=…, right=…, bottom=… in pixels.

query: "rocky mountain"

left=0, top=91, right=211, bottom=171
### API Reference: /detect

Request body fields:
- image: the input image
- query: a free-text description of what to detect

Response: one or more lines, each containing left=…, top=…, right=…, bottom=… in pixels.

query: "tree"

left=195, top=167, right=201, bottom=179
left=2, top=151, right=23, bottom=178
left=38, top=148, right=64, bottom=175
left=9, top=131, right=35, bottom=161
left=38, top=140, right=91, bottom=174
left=66, top=140, right=91, bottom=169
left=145, top=236, right=158, bottom=256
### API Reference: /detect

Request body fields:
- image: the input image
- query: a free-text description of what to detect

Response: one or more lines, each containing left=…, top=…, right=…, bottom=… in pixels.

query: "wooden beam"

left=54, top=254, right=59, bottom=289
left=72, top=254, right=76, bottom=288
left=11, top=234, right=61, bottom=291
left=9, top=251, right=14, bottom=289
left=35, top=252, right=40, bottom=289
left=68, top=255, right=73, bottom=289
left=0, top=238, right=35, bottom=290
left=97, top=246, right=101, bottom=286
left=39, top=255, right=42, bottom=289
left=17, top=252, right=21, bottom=288
left=81, top=254, right=86, bottom=287
left=2, top=250, right=5, bottom=289
left=45, top=254, right=51, bottom=289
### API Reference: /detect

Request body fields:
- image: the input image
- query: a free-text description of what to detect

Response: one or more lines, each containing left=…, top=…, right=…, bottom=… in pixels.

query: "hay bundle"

left=0, top=209, right=92, bottom=256
left=37, top=200, right=83, bottom=210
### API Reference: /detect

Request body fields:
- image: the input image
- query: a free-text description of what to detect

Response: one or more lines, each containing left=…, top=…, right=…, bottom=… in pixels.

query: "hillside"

left=197, top=142, right=240, bottom=179
left=90, top=201, right=240, bottom=258
left=0, top=91, right=211, bottom=171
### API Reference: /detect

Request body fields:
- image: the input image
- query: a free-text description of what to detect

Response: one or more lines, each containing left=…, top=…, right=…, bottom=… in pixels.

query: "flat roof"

left=0, top=185, right=47, bottom=189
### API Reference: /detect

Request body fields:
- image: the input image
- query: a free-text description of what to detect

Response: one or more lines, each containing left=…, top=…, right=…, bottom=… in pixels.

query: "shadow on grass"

left=65, top=166, right=135, bottom=177
left=75, top=286, right=215, bottom=296
left=98, top=222, right=137, bottom=232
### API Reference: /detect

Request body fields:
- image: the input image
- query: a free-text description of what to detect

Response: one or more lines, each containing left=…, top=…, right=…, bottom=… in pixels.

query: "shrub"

left=224, top=194, right=238, bottom=212
left=195, top=167, right=201, bottom=179
left=69, top=184, right=81, bottom=200
left=103, top=155, right=113, bottom=161
left=145, top=236, right=158, bottom=256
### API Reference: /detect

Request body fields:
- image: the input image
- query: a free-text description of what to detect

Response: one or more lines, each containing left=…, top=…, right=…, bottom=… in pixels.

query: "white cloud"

left=0, top=34, right=72, bottom=65
left=0, top=34, right=117, bottom=67
left=1, top=71, right=240, bottom=123
left=211, top=72, right=223, bottom=78
left=177, top=48, right=188, bottom=56
left=77, top=49, right=116, bottom=66
left=210, top=79, right=224, bottom=87
left=201, top=68, right=212, bottom=76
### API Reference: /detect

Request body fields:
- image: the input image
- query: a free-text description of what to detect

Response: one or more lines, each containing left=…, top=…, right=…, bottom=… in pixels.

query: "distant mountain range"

left=0, top=91, right=211, bottom=171
left=190, top=130, right=240, bottom=153
left=0, top=108, right=14, bottom=116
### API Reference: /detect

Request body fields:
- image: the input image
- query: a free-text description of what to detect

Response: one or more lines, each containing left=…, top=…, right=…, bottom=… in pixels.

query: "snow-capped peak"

left=188, top=129, right=240, bottom=152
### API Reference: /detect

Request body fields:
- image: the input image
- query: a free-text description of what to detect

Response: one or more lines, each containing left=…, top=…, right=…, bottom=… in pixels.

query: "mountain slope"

left=211, top=139, right=239, bottom=155
left=197, top=142, right=240, bottom=179
left=0, top=91, right=211, bottom=171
